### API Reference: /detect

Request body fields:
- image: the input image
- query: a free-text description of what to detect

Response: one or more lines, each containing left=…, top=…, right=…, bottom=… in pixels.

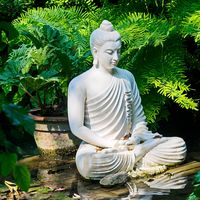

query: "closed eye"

left=105, top=50, right=113, bottom=55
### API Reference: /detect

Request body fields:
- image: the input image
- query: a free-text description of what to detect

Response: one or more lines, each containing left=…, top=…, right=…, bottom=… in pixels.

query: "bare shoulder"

left=68, top=69, right=92, bottom=91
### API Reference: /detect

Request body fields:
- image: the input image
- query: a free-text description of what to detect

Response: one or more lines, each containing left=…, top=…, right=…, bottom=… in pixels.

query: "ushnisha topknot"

left=90, top=20, right=121, bottom=51
left=99, top=20, right=114, bottom=32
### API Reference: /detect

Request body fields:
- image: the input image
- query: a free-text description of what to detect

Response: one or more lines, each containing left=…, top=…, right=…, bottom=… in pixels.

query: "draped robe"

left=71, top=68, right=186, bottom=179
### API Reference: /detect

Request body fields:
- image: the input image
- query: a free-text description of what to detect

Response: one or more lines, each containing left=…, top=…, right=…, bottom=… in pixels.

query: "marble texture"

left=68, top=20, right=187, bottom=180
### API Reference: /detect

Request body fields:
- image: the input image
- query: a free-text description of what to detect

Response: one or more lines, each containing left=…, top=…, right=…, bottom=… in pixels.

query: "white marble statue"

left=68, top=20, right=186, bottom=180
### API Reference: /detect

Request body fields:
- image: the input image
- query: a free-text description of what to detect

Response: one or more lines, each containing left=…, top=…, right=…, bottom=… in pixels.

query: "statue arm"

left=68, top=79, right=119, bottom=148
left=126, top=73, right=161, bottom=145
left=130, top=73, right=148, bottom=134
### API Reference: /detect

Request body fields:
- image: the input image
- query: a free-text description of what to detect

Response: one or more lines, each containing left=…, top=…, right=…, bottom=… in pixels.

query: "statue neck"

left=92, top=65, right=116, bottom=76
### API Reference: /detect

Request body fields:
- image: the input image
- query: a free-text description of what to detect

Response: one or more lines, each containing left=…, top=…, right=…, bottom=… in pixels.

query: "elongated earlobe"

left=92, top=47, right=99, bottom=68
left=93, top=58, right=99, bottom=68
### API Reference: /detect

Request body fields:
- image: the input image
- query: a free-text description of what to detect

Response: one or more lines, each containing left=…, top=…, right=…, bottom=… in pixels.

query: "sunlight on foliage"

left=188, top=171, right=200, bottom=200
left=1, top=0, right=199, bottom=125
left=182, top=10, right=200, bottom=43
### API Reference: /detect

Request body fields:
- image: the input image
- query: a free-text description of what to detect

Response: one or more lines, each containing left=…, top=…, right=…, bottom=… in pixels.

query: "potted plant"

left=0, top=24, right=87, bottom=159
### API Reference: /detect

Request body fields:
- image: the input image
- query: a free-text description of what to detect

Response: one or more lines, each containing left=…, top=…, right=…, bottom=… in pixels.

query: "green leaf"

left=29, top=46, right=49, bottom=67
left=13, top=88, right=25, bottom=104
left=2, top=84, right=12, bottom=95
left=0, top=153, right=17, bottom=177
left=40, top=69, right=59, bottom=79
left=2, top=104, right=35, bottom=135
left=194, top=172, right=200, bottom=184
left=60, top=78, right=68, bottom=95
left=187, top=192, right=197, bottom=200
left=0, top=65, right=20, bottom=85
left=21, top=30, right=42, bottom=49
left=13, top=164, right=30, bottom=192
left=194, top=185, right=200, bottom=198
left=20, top=76, right=59, bottom=91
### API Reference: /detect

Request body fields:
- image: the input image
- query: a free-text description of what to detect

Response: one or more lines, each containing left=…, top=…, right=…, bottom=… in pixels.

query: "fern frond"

left=13, top=7, right=98, bottom=58
left=116, top=12, right=174, bottom=53
left=167, top=0, right=200, bottom=22
left=45, top=0, right=97, bottom=12
left=182, top=10, right=200, bottom=43
left=150, top=78, right=198, bottom=110
left=120, top=31, right=198, bottom=113
left=10, top=3, right=199, bottom=125
left=7, top=44, right=33, bottom=74
left=110, top=0, right=166, bottom=14
left=142, top=90, right=166, bottom=124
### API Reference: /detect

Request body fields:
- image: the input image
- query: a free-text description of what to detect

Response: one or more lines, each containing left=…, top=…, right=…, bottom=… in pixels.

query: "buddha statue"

left=68, top=20, right=186, bottom=180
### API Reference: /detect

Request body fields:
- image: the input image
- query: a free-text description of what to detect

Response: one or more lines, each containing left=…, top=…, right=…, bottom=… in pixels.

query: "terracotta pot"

left=29, top=109, right=80, bottom=159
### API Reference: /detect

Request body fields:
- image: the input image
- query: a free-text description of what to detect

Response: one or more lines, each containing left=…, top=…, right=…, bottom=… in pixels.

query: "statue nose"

left=113, top=51, right=119, bottom=61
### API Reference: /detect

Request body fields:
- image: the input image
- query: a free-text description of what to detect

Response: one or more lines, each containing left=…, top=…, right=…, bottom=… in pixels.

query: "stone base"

left=38, top=146, right=76, bottom=160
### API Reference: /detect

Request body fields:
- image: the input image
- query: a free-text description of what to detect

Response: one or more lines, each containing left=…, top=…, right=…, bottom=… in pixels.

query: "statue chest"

left=85, top=74, right=132, bottom=101
left=84, top=76, right=133, bottom=136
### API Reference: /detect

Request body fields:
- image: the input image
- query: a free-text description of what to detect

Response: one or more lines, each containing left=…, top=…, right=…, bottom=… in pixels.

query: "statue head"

left=90, top=20, right=121, bottom=70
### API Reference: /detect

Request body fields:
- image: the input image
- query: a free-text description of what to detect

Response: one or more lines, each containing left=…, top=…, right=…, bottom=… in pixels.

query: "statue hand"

left=125, top=135, right=140, bottom=145
left=125, top=131, right=162, bottom=145
left=101, top=139, right=128, bottom=153
left=113, top=139, right=127, bottom=146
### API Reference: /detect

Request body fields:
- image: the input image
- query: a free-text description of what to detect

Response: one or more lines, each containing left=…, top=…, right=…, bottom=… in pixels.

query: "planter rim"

left=29, top=108, right=68, bottom=122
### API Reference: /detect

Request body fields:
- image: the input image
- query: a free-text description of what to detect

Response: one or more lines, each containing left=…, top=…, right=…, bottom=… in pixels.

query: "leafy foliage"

left=0, top=103, right=33, bottom=191
left=0, top=23, right=87, bottom=114
left=0, top=153, right=31, bottom=192
left=111, top=1, right=199, bottom=126
left=0, top=103, right=35, bottom=152
left=45, top=0, right=97, bottom=11
left=0, top=21, right=19, bottom=66
left=13, top=164, right=30, bottom=192
left=13, top=6, right=96, bottom=58
left=182, top=10, right=200, bottom=44
left=2, top=104, right=35, bottom=134
left=0, top=0, right=22, bottom=21
left=188, top=171, right=200, bottom=200
left=2, top=1, right=200, bottom=125
left=0, top=153, right=17, bottom=177
left=0, top=0, right=199, bottom=193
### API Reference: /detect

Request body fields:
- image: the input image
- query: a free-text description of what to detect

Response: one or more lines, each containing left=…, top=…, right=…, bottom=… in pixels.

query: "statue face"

left=95, top=40, right=121, bottom=71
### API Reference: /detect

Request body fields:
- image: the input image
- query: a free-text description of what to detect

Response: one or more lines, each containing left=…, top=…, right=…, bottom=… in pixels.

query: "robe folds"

left=74, top=69, right=186, bottom=179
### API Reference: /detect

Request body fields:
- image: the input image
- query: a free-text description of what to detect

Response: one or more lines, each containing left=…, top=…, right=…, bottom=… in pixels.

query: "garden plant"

left=0, top=0, right=200, bottom=196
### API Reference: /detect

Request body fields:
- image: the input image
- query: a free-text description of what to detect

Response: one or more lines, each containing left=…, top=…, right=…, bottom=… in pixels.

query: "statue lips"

left=111, top=61, right=117, bottom=65
left=111, top=61, right=118, bottom=67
